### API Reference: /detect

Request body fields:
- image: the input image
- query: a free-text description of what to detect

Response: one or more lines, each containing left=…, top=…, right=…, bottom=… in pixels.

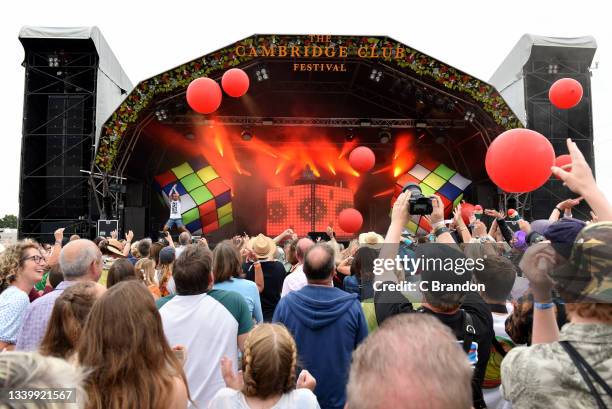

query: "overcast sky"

left=1, top=0, right=610, bottom=217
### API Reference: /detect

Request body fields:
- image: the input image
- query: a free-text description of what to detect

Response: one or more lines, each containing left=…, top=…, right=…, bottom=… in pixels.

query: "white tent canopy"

left=19, top=26, right=133, bottom=150
left=489, top=34, right=597, bottom=126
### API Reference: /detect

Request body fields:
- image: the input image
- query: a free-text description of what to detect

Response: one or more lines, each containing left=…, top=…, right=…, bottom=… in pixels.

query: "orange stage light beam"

left=327, top=163, right=337, bottom=175
left=275, top=161, right=287, bottom=176
left=373, top=188, right=395, bottom=198
left=248, top=137, right=282, bottom=159
left=393, top=133, right=414, bottom=160
left=338, top=140, right=357, bottom=159
left=309, top=163, right=321, bottom=177
left=372, top=165, right=392, bottom=175
left=214, top=133, right=224, bottom=157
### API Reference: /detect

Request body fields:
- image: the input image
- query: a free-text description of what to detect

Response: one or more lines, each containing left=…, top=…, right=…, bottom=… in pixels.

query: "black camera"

left=402, top=183, right=433, bottom=215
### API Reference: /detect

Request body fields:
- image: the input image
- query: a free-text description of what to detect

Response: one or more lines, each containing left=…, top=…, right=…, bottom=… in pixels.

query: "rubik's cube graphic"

left=154, top=156, right=233, bottom=234
left=392, top=158, right=471, bottom=235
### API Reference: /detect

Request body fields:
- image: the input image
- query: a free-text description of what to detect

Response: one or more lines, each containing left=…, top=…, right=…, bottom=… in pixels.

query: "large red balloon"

left=554, top=154, right=572, bottom=179
left=186, top=78, right=222, bottom=114
left=549, top=78, right=583, bottom=109
left=485, top=129, right=555, bottom=193
left=338, top=208, right=363, bottom=233
left=461, top=202, right=475, bottom=225
left=221, top=68, right=250, bottom=98
left=349, top=146, right=376, bottom=173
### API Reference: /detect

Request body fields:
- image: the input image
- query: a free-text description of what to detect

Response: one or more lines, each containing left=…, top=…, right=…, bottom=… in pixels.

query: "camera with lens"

left=402, top=183, right=433, bottom=215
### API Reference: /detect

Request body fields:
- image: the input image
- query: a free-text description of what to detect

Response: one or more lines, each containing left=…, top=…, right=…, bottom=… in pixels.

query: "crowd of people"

left=0, top=138, right=610, bottom=409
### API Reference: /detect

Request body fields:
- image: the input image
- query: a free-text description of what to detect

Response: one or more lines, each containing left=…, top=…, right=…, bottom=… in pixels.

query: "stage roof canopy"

left=19, top=26, right=134, bottom=151
left=490, top=34, right=597, bottom=125
left=95, top=34, right=522, bottom=180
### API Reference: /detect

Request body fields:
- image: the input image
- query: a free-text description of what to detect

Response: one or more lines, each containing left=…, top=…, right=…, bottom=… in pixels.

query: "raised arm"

left=552, top=138, right=612, bottom=221
left=431, top=195, right=456, bottom=244
left=253, top=261, right=265, bottom=293
left=453, top=203, right=472, bottom=243
left=518, top=244, right=559, bottom=344
left=548, top=198, right=582, bottom=222
left=165, top=231, right=176, bottom=249
left=46, top=228, right=65, bottom=266
left=486, top=209, right=513, bottom=244
left=272, top=228, right=294, bottom=245
left=378, top=191, right=411, bottom=283
left=122, top=230, right=134, bottom=257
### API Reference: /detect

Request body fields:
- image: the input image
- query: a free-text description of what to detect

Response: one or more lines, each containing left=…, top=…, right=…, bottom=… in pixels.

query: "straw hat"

left=248, top=234, right=276, bottom=260
left=104, top=238, right=124, bottom=257
left=358, top=232, right=384, bottom=246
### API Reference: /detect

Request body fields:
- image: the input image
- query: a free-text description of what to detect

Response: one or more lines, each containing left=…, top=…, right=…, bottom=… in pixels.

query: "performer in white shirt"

left=163, top=184, right=188, bottom=233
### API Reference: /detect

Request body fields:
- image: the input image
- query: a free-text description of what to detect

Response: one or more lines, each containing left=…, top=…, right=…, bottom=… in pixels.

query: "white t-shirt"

left=169, top=200, right=182, bottom=219
left=175, top=245, right=186, bottom=259
left=159, top=290, right=253, bottom=408
left=208, top=387, right=320, bottom=409
left=281, top=265, right=307, bottom=297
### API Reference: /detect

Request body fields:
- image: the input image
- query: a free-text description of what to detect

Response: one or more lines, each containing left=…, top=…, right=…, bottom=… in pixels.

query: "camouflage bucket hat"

left=554, top=222, right=612, bottom=302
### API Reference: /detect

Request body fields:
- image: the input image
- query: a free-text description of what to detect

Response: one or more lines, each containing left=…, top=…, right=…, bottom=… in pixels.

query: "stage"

left=91, top=34, right=523, bottom=241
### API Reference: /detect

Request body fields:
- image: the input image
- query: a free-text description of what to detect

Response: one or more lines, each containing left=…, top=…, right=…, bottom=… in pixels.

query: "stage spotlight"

left=155, top=109, right=168, bottom=121
left=48, top=56, right=59, bottom=67
left=241, top=130, right=253, bottom=141
left=345, top=128, right=355, bottom=141
left=464, top=111, right=475, bottom=122
left=548, top=64, right=559, bottom=74
left=415, top=121, right=427, bottom=128
left=379, top=129, right=392, bottom=144
left=256, top=67, right=269, bottom=82
left=369, top=68, right=383, bottom=82
left=360, top=119, right=372, bottom=127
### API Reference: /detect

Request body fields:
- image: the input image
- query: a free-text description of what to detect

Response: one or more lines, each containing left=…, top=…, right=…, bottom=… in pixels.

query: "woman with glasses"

left=0, top=240, right=47, bottom=350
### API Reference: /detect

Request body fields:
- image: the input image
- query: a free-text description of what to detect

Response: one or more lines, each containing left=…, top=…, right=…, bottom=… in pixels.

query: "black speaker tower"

left=18, top=37, right=98, bottom=241
left=523, top=43, right=596, bottom=220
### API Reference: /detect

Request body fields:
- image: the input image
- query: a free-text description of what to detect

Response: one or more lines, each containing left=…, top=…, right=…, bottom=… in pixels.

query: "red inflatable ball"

left=221, top=68, right=250, bottom=98
left=485, top=129, right=555, bottom=193
left=554, top=154, right=572, bottom=179
left=460, top=202, right=475, bottom=225
left=186, top=77, right=222, bottom=114
left=549, top=78, right=583, bottom=109
left=349, top=146, right=376, bottom=173
left=338, top=208, right=363, bottom=233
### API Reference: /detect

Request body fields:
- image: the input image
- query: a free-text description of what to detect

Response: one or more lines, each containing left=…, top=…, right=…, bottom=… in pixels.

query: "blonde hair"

left=242, top=324, right=297, bottom=398
left=0, top=240, right=40, bottom=292
left=130, top=242, right=141, bottom=259
left=347, top=314, right=472, bottom=409
left=135, top=258, right=157, bottom=286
